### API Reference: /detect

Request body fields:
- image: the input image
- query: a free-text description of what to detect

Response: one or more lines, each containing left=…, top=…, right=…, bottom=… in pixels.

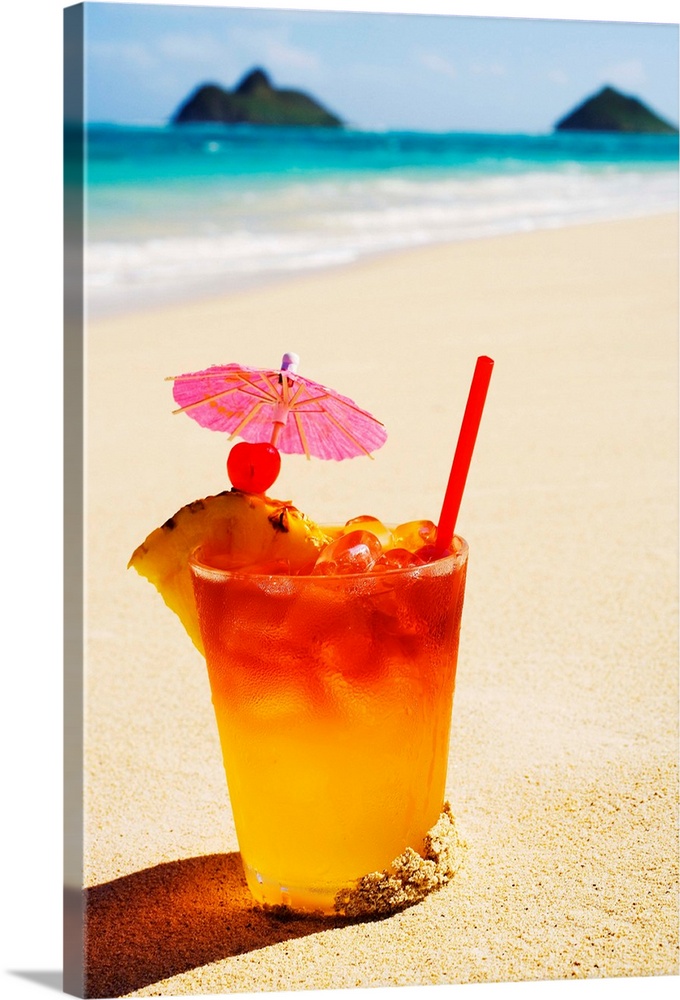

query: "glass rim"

left=188, top=535, right=468, bottom=584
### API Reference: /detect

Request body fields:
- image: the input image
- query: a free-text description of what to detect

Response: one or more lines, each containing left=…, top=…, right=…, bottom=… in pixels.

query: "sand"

left=76, top=213, right=678, bottom=996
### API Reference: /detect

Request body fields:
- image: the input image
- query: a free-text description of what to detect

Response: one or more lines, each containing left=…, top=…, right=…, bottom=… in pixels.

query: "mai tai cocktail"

left=189, top=530, right=468, bottom=915
left=129, top=354, right=492, bottom=918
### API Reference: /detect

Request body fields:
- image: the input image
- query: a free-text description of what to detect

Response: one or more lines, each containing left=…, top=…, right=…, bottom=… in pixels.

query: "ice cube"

left=311, top=529, right=382, bottom=575
left=342, top=515, right=393, bottom=550
left=372, top=548, right=426, bottom=572
left=391, top=519, right=437, bottom=552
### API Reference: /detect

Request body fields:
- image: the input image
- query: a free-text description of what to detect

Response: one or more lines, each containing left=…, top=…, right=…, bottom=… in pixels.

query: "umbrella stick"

left=435, top=355, right=494, bottom=553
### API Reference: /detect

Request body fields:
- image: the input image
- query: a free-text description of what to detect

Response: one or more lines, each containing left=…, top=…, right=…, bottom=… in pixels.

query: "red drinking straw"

left=435, top=355, right=494, bottom=554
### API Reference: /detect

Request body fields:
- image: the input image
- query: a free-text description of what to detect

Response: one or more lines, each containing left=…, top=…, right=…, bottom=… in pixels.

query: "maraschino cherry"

left=227, top=441, right=281, bottom=494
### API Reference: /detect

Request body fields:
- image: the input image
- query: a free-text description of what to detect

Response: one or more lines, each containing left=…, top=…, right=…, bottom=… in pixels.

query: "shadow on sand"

left=10, top=971, right=63, bottom=992
left=69, top=852, right=351, bottom=997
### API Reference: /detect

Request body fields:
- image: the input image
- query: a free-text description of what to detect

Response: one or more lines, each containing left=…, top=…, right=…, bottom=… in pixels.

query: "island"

left=555, top=85, right=678, bottom=135
left=171, top=68, right=343, bottom=128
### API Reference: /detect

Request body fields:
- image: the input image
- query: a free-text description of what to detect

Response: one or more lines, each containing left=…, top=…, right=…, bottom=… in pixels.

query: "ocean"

left=81, top=123, right=679, bottom=316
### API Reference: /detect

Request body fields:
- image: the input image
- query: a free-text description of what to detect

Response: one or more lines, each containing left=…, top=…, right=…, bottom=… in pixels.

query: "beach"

left=78, top=212, right=678, bottom=995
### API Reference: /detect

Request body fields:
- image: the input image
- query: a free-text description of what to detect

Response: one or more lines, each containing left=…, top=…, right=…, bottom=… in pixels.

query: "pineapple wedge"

left=128, top=490, right=331, bottom=654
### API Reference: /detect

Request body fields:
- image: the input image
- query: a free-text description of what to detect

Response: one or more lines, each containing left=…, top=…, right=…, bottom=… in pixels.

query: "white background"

left=1, top=2, right=678, bottom=998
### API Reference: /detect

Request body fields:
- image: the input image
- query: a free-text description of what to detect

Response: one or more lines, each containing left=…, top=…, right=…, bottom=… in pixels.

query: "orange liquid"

left=191, top=542, right=468, bottom=914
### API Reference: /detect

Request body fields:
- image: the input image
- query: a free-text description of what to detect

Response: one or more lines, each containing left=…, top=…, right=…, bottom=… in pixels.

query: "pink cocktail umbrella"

left=169, top=353, right=387, bottom=461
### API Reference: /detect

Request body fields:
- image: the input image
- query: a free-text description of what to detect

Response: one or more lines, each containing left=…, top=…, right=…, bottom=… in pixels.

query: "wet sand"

left=79, top=213, right=678, bottom=995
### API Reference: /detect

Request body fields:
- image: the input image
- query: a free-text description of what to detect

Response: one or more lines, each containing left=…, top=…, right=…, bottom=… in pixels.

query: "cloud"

left=228, top=26, right=320, bottom=77
left=600, top=58, right=646, bottom=90
left=89, top=40, right=158, bottom=72
left=469, top=60, right=506, bottom=77
left=88, top=34, right=228, bottom=78
left=156, top=32, right=228, bottom=64
left=90, top=26, right=320, bottom=91
left=548, top=69, right=569, bottom=86
left=415, top=49, right=457, bottom=81
left=263, top=38, right=319, bottom=73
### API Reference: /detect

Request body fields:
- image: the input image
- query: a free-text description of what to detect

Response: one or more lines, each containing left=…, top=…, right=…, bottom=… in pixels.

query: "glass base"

left=241, top=804, right=465, bottom=919
left=243, top=862, right=340, bottom=917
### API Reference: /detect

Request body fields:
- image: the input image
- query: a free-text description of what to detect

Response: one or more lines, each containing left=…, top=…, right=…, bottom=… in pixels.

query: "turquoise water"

left=82, top=123, right=678, bottom=314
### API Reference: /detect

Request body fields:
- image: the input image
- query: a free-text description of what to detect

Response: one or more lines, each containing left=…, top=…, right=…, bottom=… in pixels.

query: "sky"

left=81, top=0, right=680, bottom=133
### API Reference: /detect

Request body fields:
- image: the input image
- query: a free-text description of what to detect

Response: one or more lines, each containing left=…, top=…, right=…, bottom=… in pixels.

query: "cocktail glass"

left=189, top=538, right=468, bottom=916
